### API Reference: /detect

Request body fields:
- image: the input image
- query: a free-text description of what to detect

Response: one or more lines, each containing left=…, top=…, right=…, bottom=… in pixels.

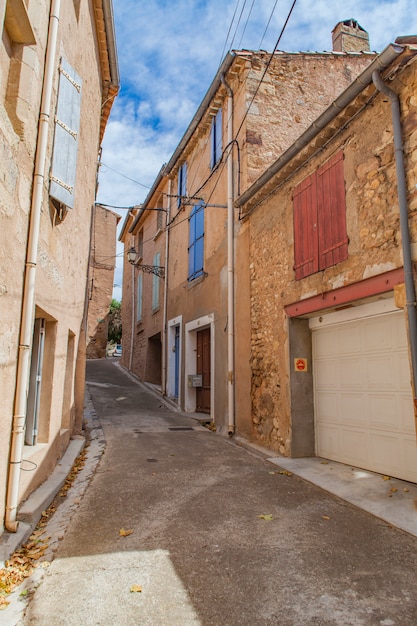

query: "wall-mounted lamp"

left=127, top=246, right=165, bottom=278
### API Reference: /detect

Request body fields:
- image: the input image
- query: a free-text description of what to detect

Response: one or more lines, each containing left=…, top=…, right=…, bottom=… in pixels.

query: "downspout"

left=162, top=179, right=171, bottom=396
left=221, top=73, right=235, bottom=436
left=129, top=236, right=135, bottom=372
left=372, top=70, right=417, bottom=408
left=6, top=0, right=61, bottom=532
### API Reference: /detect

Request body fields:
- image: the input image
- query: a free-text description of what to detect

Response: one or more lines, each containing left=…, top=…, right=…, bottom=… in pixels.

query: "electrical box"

left=188, top=374, right=203, bottom=387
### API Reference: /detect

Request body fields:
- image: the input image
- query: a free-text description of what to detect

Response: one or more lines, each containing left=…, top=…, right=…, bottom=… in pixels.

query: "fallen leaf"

left=383, top=475, right=391, bottom=481
left=130, top=585, right=142, bottom=593
left=404, top=488, right=410, bottom=493
left=20, top=590, right=28, bottom=597
left=119, top=528, right=133, bottom=537
left=390, top=487, right=398, bottom=493
left=322, top=516, right=331, bottom=520
left=258, top=514, right=273, bottom=521
left=321, top=461, right=329, bottom=465
left=279, top=470, right=293, bottom=476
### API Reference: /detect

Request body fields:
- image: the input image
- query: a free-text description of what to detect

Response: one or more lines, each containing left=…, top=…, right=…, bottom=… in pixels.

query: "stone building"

left=86, top=204, right=120, bottom=359
left=235, top=40, right=417, bottom=482
left=0, top=0, right=119, bottom=535
left=120, top=21, right=375, bottom=435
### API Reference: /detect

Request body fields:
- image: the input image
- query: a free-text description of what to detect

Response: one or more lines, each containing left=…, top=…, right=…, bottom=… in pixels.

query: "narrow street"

left=20, top=359, right=417, bottom=625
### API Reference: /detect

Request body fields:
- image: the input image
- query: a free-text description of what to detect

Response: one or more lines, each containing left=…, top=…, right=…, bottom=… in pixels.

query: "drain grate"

left=168, top=427, right=194, bottom=431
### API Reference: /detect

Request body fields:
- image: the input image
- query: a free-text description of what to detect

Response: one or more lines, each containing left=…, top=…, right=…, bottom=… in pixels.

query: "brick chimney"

left=332, top=19, right=370, bottom=52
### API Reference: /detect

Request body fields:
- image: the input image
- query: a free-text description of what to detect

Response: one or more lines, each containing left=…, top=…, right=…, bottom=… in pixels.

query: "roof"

left=235, top=42, right=417, bottom=215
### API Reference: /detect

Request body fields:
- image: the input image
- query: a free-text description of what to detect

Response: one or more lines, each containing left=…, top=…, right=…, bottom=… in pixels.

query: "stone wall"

left=247, top=60, right=417, bottom=453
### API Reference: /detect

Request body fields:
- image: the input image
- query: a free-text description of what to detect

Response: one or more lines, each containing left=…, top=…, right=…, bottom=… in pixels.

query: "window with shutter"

left=210, top=108, right=222, bottom=169
left=188, top=203, right=204, bottom=281
left=152, top=252, right=161, bottom=311
left=293, top=151, right=347, bottom=280
left=137, top=274, right=143, bottom=322
left=49, top=58, right=82, bottom=210
left=177, top=163, right=187, bottom=208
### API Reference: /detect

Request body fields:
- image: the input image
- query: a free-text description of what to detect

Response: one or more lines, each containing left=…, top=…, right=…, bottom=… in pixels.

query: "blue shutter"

left=178, top=163, right=187, bottom=207
left=137, top=274, right=143, bottom=322
left=50, top=58, right=82, bottom=209
left=152, top=253, right=161, bottom=310
left=210, top=109, right=222, bottom=169
left=188, top=203, right=204, bottom=280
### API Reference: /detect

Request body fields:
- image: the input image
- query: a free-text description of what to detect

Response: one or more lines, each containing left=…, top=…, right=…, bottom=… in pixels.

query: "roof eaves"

left=164, top=52, right=236, bottom=175
left=236, top=42, right=411, bottom=212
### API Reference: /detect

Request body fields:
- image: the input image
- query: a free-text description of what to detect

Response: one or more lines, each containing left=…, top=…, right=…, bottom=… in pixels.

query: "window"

left=293, top=151, right=348, bottom=280
left=157, top=207, right=163, bottom=232
left=138, top=229, right=143, bottom=259
left=210, top=108, right=222, bottom=169
left=137, top=274, right=143, bottom=322
left=177, top=163, right=187, bottom=208
left=188, top=203, right=204, bottom=281
left=49, top=58, right=82, bottom=210
left=152, top=253, right=161, bottom=311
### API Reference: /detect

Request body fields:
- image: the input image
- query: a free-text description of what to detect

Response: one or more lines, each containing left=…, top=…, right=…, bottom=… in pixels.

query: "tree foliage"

left=108, top=299, right=122, bottom=344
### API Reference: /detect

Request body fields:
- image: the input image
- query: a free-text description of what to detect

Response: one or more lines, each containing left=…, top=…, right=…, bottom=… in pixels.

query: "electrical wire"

left=258, top=0, right=279, bottom=49
left=99, top=161, right=151, bottom=190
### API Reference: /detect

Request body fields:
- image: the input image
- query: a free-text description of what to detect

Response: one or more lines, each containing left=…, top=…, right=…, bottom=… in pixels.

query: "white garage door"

left=310, top=299, right=417, bottom=483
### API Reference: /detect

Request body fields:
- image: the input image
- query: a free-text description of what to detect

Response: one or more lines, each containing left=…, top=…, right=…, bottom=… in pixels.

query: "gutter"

left=372, top=70, right=417, bottom=407
left=235, top=43, right=406, bottom=211
left=102, top=0, right=120, bottom=88
left=6, top=0, right=61, bottom=533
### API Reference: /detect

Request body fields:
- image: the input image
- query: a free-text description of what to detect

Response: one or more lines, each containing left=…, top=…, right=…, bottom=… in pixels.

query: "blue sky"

left=97, top=0, right=416, bottom=300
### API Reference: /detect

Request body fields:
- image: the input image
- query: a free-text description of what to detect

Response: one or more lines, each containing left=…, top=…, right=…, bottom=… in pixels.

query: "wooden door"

left=196, top=328, right=210, bottom=413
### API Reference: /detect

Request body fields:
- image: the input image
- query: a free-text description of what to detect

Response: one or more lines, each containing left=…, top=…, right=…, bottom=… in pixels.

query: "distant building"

left=87, top=205, right=121, bottom=359
left=0, top=0, right=119, bottom=535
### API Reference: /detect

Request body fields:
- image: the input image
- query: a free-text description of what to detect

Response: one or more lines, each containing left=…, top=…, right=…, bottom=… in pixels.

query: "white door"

left=310, top=299, right=417, bottom=482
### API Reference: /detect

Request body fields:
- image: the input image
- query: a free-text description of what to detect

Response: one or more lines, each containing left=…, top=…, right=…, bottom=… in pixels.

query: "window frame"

left=137, top=273, right=143, bottom=323
left=152, top=252, right=161, bottom=312
left=188, top=203, right=205, bottom=281
left=210, top=108, right=222, bottom=169
left=177, top=163, right=187, bottom=208
left=293, top=151, right=348, bottom=280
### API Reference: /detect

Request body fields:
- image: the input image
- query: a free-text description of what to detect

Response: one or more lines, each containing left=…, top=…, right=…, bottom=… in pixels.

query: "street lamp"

left=126, top=246, right=165, bottom=278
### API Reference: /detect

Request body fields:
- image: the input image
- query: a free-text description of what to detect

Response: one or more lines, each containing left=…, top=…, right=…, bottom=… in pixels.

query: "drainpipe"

left=129, top=235, right=135, bottom=372
left=162, top=179, right=171, bottom=396
left=372, top=70, right=417, bottom=408
left=221, top=73, right=235, bottom=436
left=6, top=0, right=61, bottom=532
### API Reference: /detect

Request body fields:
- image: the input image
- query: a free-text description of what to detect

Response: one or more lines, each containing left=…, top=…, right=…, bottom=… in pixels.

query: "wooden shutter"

left=293, top=172, right=318, bottom=279
left=50, top=59, right=82, bottom=209
left=317, top=151, right=348, bottom=270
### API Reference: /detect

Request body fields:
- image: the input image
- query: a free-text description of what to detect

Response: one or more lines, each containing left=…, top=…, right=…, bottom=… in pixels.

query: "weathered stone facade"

left=238, top=46, right=417, bottom=456
left=121, top=25, right=376, bottom=433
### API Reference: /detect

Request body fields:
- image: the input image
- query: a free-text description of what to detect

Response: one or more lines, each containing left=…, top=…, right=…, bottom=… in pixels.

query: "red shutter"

left=293, top=172, right=318, bottom=279
left=317, top=151, right=348, bottom=270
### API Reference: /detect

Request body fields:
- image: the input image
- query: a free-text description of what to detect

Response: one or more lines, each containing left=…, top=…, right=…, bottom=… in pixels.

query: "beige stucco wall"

left=0, top=0, right=108, bottom=530
left=244, top=60, right=417, bottom=454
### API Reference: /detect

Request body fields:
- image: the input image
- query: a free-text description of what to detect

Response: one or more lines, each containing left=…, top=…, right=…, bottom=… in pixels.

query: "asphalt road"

left=22, top=359, right=417, bottom=625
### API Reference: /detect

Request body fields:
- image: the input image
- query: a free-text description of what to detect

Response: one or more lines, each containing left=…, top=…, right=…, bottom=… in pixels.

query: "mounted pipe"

left=6, top=0, right=61, bottom=532
left=220, top=73, right=235, bottom=436
left=162, top=179, right=172, bottom=396
left=372, top=70, right=417, bottom=408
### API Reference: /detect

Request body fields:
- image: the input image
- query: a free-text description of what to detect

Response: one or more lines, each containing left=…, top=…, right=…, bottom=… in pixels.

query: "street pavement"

left=9, top=359, right=417, bottom=624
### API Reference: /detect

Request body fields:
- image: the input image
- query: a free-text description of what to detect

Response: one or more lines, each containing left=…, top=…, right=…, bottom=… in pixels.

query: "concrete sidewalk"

left=3, top=358, right=417, bottom=625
